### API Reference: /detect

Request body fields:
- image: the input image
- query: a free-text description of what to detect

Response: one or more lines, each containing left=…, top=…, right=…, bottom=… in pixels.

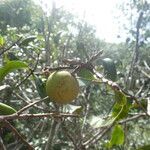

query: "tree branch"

left=0, top=113, right=79, bottom=122
left=3, top=120, right=34, bottom=150
left=0, top=37, right=22, bottom=56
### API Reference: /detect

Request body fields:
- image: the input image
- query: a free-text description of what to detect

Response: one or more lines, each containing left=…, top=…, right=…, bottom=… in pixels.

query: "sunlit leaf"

left=107, top=124, right=124, bottom=148
left=101, top=117, right=115, bottom=127
left=112, top=103, right=129, bottom=121
left=0, top=35, right=5, bottom=46
left=89, top=116, right=104, bottom=128
left=0, top=60, right=28, bottom=82
left=64, top=104, right=82, bottom=115
left=0, top=102, right=17, bottom=115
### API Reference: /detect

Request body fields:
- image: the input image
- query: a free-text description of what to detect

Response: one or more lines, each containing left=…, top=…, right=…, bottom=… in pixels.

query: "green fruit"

left=46, top=71, right=79, bottom=104
left=0, top=102, right=16, bottom=115
left=102, top=58, right=117, bottom=81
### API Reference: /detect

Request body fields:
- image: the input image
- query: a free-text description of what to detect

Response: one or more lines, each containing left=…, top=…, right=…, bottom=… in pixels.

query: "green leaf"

left=112, top=90, right=132, bottom=121
left=137, top=145, right=150, bottom=150
left=112, top=103, right=129, bottom=121
left=0, top=102, right=17, bottom=115
left=0, top=35, right=5, bottom=47
left=33, top=75, right=47, bottom=98
left=114, top=90, right=127, bottom=105
left=0, top=60, right=28, bottom=82
left=77, top=68, right=95, bottom=81
left=101, top=58, right=117, bottom=81
left=107, top=124, right=124, bottom=148
left=19, top=36, right=36, bottom=47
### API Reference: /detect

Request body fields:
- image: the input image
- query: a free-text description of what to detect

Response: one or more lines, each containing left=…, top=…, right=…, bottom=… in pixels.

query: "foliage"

left=0, top=0, right=149, bottom=150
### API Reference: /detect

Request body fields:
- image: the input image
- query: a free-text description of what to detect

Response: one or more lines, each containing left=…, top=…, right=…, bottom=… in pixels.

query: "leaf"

left=33, top=75, right=47, bottom=98
left=64, top=104, right=82, bottom=115
left=101, top=117, right=116, bottom=127
left=19, top=36, right=36, bottom=47
left=137, top=145, right=150, bottom=150
left=77, top=68, right=95, bottom=81
left=114, top=90, right=127, bottom=105
left=89, top=116, right=104, bottom=128
left=0, top=60, right=28, bottom=82
left=112, top=103, right=129, bottom=121
left=0, top=35, right=5, bottom=47
left=107, top=124, right=124, bottom=148
left=111, top=90, right=132, bottom=121
left=101, top=58, right=117, bottom=81
left=0, top=102, right=17, bottom=115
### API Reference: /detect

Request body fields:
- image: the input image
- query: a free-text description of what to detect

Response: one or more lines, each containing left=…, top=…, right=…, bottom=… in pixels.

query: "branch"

left=83, top=123, right=114, bottom=147
left=17, top=96, right=49, bottom=115
left=0, top=136, right=6, bottom=150
left=127, top=11, right=143, bottom=89
left=15, top=53, right=40, bottom=88
left=0, top=113, right=79, bottom=122
left=93, top=69, right=149, bottom=116
left=3, top=120, right=34, bottom=150
left=45, top=119, right=60, bottom=150
left=119, top=113, right=147, bottom=124
left=83, top=113, right=148, bottom=147
left=0, top=37, right=22, bottom=56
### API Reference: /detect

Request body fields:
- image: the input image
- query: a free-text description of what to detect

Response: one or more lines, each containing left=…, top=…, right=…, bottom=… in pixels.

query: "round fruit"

left=46, top=71, right=79, bottom=104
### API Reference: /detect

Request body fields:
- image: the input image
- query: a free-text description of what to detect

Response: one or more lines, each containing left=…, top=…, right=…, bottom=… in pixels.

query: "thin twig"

left=0, top=37, right=22, bottom=56
left=119, top=113, right=146, bottom=124
left=0, top=136, right=6, bottom=150
left=144, top=60, right=150, bottom=70
left=45, top=119, right=60, bottom=150
left=17, top=96, right=49, bottom=115
left=15, top=53, right=40, bottom=88
left=13, top=92, right=45, bottom=111
left=3, top=120, right=34, bottom=150
left=62, top=123, right=78, bottom=149
left=83, top=105, right=125, bottom=147
left=127, top=12, right=143, bottom=89
left=88, top=50, right=103, bottom=63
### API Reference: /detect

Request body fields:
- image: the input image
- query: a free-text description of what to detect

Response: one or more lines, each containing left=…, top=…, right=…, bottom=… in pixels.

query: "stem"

left=127, top=11, right=143, bottom=89
left=0, top=136, right=6, bottom=150
left=0, top=113, right=79, bottom=122
left=45, top=119, right=60, bottom=150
